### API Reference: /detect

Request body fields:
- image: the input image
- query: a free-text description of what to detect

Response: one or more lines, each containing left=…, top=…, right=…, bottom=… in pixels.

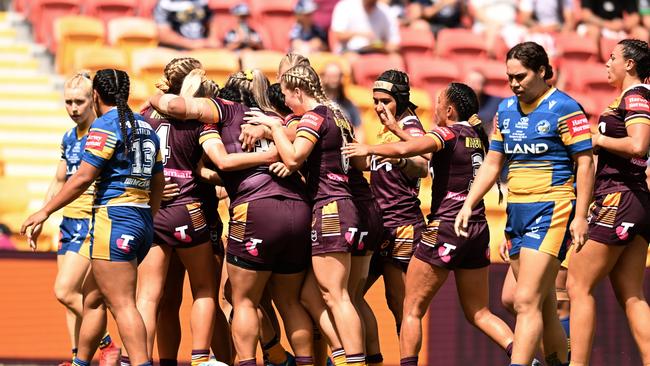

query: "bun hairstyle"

left=64, top=70, right=93, bottom=94
left=618, top=39, right=650, bottom=81
left=93, top=69, right=134, bottom=154
left=156, top=57, right=202, bottom=94
left=506, top=41, right=554, bottom=81
left=373, top=69, right=417, bottom=117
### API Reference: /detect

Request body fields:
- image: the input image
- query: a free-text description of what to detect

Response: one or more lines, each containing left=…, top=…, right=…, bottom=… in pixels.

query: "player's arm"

left=45, top=160, right=68, bottom=203
left=150, top=94, right=219, bottom=124
left=21, top=162, right=100, bottom=243
left=149, top=171, right=165, bottom=217
left=196, top=156, right=223, bottom=186
left=202, top=139, right=278, bottom=171
left=593, top=123, right=650, bottom=159
left=571, top=150, right=595, bottom=250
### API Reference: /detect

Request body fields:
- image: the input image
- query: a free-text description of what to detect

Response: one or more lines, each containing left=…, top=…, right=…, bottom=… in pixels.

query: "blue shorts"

left=58, top=217, right=91, bottom=258
left=90, top=206, right=153, bottom=263
left=505, top=200, right=575, bottom=261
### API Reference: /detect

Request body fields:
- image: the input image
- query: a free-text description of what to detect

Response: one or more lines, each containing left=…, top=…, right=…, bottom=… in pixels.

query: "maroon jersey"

left=370, top=115, right=425, bottom=227
left=594, top=85, right=650, bottom=195
left=210, top=98, right=307, bottom=207
left=349, top=168, right=374, bottom=202
left=296, top=105, right=353, bottom=204
left=142, top=106, right=220, bottom=208
left=427, top=122, right=486, bottom=221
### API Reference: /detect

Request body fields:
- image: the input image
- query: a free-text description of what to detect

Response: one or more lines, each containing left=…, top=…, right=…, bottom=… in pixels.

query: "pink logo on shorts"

left=438, top=246, right=451, bottom=263
left=616, top=222, right=635, bottom=241
left=344, top=231, right=354, bottom=245
left=173, top=231, right=193, bottom=243
left=116, top=234, right=134, bottom=253
left=246, top=239, right=262, bottom=257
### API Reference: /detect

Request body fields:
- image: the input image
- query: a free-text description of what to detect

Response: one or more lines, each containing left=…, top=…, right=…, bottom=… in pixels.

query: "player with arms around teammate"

left=22, top=69, right=165, bottom=366
left=567, top=39, right=650, bottom=366
left=454, top=42, right=594, bottom=366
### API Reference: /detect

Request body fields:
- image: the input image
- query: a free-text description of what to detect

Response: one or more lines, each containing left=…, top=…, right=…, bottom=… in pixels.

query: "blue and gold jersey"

left=490, top=88, right=592, bottom=203
left=60, top=127, right=94, bottom=218
left=82, top=109, right=163, bottom=208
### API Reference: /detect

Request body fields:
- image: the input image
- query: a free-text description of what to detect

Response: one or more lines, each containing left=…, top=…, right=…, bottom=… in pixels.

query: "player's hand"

left=499, top=239, right=511, bottom=262
left=21, top=210, right=50, bottom=251
left=269, top=162, right=291, bottom=178
left=454, top=204, right=472, bottom=237
left=378, top=157, right=401, bottom=165
left=162, top=177, right=180, bottom=201
left=341, top=143, right=370, bottom=158
left=239, top=123, right=270, bottom=152
left=244, top=111, right=283, bottom=129
left=378, top=102, right=399, bottom=131
left=570, top=217, right=589, bottom=251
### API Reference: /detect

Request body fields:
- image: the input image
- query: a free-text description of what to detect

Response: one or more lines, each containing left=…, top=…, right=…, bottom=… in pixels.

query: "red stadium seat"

left=84, top=0, right=138, bottom=27
left=351, top=54, right=405, bottom=87
left=564, top=61, right=616, bottom=103
left=556, top=32, right=599, bottom=63
left=599, top=37, right=618, bottom=63
left=108, top=17, right=159, bottom=66
left=248, top=0, right=296, bottom=52
left=399, top=26, right=435, bottom=65
left=463, top=59, right=510, bottom=98
left=54, top=15, right=105, bottom=74
left=186, top=49, right=240, bottom=87
left=406, top=56, right=460, bottom=99
left=137, top=0, right=159, bottom=17
left=29, top=0, right=82, bottom=46
left=309, top=52, right=353, bottom=85
left=436, top=28, right=487, bottom=61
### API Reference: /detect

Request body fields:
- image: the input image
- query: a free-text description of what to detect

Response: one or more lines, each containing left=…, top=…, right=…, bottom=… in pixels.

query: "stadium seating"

left=436, top=28, right=487, bottom=60
left=29, top=0, right=82, bottom=46
left=108, top=16, right=159, bottom=66
left=462, top=59, right=510, bottom=98
left=73, top=46, right=129, bottom=75
left=137, top=0, right=159, bottom=18
left=351, top=54, right=405, bottom=87
left=399, top=26, right=435, bottom=65
left=131, top=47, right=183, bottom=93
left=53, top=15, right=105, bottom=74
left=409, top=87, right=434, bottom=130
left=599, top=36, right=618, bottom=63
left=406, top=56, right=460, bottom=100
left=564, top=61, right=615, bottom=100
left=187, top=49, right=240, bottom=87
left=308, top=52, right=352, bottom=85
left=556, top=32, right=599, bottom=63
left=84, top=0, right=138, bottom=27
left=248, top=0, right=296, bottom=52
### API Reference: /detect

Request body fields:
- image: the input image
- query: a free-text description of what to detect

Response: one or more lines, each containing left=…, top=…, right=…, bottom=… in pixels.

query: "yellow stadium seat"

left=131, top=47, right=182, bottom=94
left=409, top=87, right=434, bottom=130
left=186, top=49, right=240, bottom=88
left=240, top=50, right=284, bottom=79
left=108, top=16, right=159, bottom=66
left=54, top=15, right=105, bottom=75
left=73, top=46, right=129, bottom=75
left=129, top=78, right=151, bottom=111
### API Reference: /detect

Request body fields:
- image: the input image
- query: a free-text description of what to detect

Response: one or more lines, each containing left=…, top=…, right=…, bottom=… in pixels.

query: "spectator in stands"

left=330, top=0, right=401, bottom=56
left=0, top=223, right=15, bottom=250
left=407, top=0, right=463, bottom=36
left=321, top=62, right=362, bottom=128
left=578, top=0, right=649, bottom=43
left=464, top=69, right=501, bottom=135
left=153, top=0, right=219, bottom=50
left=223, top=3, right=264, bottom=51
left=642, top=0, right=650, bottom=29
left=290, top=0, right=328, bottom=54
left=469, top=0, right=519, bottom=57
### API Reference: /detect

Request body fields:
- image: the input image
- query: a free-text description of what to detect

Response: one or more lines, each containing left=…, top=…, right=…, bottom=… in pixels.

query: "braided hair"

left=179, top=69, right=220, bottom=98
left=445, top=82, right=503, bottom=203
left=225, top=69, right=274, bottom=113
left=618, top=39, right=650, bottom=82
left=156, top=57, right=202, bottom=94
left=64, top=69, right=93, bottom=95
left=93, top=69, right=134, bottom=154
left=281, top=64, right=353, bottom=139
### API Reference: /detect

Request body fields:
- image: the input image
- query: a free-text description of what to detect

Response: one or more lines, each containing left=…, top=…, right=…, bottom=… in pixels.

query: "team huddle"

left=20, top=39, right=650, bottom=366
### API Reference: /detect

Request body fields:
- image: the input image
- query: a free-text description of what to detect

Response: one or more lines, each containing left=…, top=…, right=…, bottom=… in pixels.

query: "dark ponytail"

left=93, top=69, right=134, bottom=154
left=445, top=82, right=503, bottom=203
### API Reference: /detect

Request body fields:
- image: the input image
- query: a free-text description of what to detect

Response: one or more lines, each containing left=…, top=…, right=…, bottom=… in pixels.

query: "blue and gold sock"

left=99, top=333, right=113, bottom=349
left=72, top=357, right=89, bottom=366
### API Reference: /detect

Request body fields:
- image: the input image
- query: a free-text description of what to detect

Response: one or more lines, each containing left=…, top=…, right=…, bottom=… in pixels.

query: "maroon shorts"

left=209, top=217, right=225, bottom=257
left=351, top=199, right=383, bottom=256
left=226, top=198, right=311, bottom=274
left=588, top=190, right=650, bottom=246
left=372, top=220, right=425, bottom=271
left=154, top=203, right=211, bottom=248
left=311, top=199, right=360, bottom=255
left=414, top=219, right=490, bottom=270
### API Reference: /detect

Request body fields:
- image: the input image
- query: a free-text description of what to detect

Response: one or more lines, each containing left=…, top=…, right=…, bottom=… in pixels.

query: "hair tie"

left=469, top=114, right=482, bottom=126
left=244, top=69, right=254, bottom=81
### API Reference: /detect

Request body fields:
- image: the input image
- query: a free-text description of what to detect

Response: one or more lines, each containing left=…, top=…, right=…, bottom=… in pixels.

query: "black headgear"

left=372, top=76, right=417, bottom=116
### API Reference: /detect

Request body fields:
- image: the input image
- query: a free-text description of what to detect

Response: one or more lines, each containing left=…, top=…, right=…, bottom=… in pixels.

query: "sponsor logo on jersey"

left=86, top=131, right=109, bottom=150
left=625, top=95, right=650, bottom=112
left=504, top=143, right=549, bottom=154
left=549, top=100, right=557, bottom=110
left=567, top=114, right=590, bottom=137
left=433, top=127, right=455, bottom=141
left=535, top=120, right=551, bottom=134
